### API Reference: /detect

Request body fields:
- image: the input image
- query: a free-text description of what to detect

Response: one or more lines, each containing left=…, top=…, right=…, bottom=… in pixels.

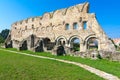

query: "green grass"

left=0, top=49, right=104, bottom=80
left=4, top=48, right=120, bottom=78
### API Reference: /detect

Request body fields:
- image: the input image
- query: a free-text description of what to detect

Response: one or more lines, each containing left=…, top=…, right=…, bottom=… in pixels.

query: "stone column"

left=84, top=42, right=87, bottom=52
left=80, top=42, right=87, bottom=52
left=98, top=40, right=101, bottom=51
left=80, top=42, right=84, bottom=52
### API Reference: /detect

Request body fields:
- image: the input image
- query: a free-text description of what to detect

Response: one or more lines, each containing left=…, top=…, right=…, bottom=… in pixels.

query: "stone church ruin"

left=5, top=2, right=119, bottom=60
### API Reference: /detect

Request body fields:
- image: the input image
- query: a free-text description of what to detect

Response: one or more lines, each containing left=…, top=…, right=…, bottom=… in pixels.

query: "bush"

left=0, top=35, right=4, bottom=43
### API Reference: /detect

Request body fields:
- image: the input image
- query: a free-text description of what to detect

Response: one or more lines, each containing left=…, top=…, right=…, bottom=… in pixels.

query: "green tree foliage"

left=0, top=29, right=10, bottom=40
left=0, top=29, right=10, bottom=43
left=0, top=35, right=4, bottom=43
left=73, top=43, right=80, bottom=51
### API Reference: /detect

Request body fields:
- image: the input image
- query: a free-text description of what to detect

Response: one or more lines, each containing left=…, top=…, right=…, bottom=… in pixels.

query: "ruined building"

left=5, top=2, right=115, bottom=54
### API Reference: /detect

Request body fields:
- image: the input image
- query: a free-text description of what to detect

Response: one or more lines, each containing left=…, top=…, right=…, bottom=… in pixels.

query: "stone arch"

left=56, top=36, right=67, bottom=46
left=5, top=40, right=13, bottom=48
left=69, top=35, right=83, bottom=52
left=43, top=37, right=51, bottom=47
left=69, top=35, right=83, bottom=43
left=5, top=34, right=13, bottom=48
left=84, top=34, right=97, bottom=43
left=34, top=39, right=44, bottom=52
left=84, top=35, right=99, bottom=50
left=19, top=40, right=28, bottom=50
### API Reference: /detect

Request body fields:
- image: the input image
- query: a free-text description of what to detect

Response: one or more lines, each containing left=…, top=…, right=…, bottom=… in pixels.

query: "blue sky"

left=0, top=0, right=120, bottom=38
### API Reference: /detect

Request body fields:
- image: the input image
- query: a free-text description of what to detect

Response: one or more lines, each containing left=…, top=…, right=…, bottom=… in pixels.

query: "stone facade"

left=5, top=2, right=115, bottom=54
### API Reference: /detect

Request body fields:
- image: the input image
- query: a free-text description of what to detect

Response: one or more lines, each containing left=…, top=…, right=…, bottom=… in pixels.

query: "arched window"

left=65, top=24, right=70, bottom=30
left=83, top=21, right=87, bottom=30
left=73, top=23, right=78, bottom=30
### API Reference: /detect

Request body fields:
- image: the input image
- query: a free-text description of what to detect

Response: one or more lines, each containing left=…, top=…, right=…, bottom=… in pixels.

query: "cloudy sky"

left=0, top=0, right=120, bottom=38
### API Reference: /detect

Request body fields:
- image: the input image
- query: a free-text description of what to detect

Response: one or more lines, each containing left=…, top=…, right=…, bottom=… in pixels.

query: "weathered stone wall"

left=5, top=2, right=115, bottom=53
left=61, top=50, right=120, bottom=61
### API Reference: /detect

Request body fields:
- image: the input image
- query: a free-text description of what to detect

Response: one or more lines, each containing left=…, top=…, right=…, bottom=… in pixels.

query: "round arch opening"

left=56, top=36, right=67, bottom=46
left=87, top=37, right=98, bottom=50
left=70, top=37, right=80, bottom=52
left=57, top=38, right=66, bottom=46
left=43, top=37, right=51, bottom=47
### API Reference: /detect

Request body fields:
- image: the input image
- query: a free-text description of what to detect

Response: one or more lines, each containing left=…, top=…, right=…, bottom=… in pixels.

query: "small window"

left=83, top=21, right=87, bottom=30
left=65, top=24, right=70, bottom=30
left=73, top=23, right=78, bottom=30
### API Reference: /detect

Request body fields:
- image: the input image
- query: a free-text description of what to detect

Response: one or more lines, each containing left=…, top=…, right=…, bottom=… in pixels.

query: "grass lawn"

left=4, top=48, right=120, bottom=78
left=0, top=49, right=104, bottom=80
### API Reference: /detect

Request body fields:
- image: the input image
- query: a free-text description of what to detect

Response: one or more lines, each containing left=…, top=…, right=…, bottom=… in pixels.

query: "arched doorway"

left=55, top=36, right=67, bottom=55
left=19, top=40, right=28, bottom=50
left=87, top=37, right=98, bottom=50
left=43, top=37, right=51, bottom=47
left=69, top=36, right=81, bottom=52
left=35, top=40, right=44, bottom=52
left=5, top=40, right=13, bottom=48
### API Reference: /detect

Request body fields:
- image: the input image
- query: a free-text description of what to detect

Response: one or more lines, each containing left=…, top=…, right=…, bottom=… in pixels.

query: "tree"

left=0, top=35, right=4, bottom=43
left=0, top=29, right=10, bottom=40
left=0, top=29, right=10, bottom=43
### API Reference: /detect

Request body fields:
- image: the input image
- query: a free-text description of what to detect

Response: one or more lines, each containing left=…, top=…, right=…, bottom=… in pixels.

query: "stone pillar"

left=80, top=43, right=84, bottom=52
left=98, top=40, right=101, bottom=51
left=84, top=42, right=87, bottom=52
left=80, top=42, right=87, bottom=52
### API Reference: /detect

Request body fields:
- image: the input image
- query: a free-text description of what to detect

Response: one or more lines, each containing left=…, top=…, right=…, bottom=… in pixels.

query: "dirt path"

left=0, top=49, right=120, bottom=80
